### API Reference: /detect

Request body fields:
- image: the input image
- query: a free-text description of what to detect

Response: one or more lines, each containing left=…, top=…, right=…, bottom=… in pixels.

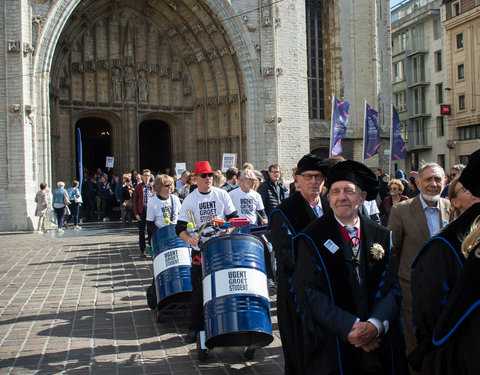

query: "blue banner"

left=77, top=128, right=83, bottom=191
left=331, top=98, right=350, bottom=156
left=364, top=103, right=381, bottom=159
left=391, top=106, right=407, bottom=160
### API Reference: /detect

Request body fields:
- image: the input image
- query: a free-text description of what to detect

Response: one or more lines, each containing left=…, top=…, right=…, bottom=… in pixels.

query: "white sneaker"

left=57, top=228, right=64, bottom=233
left=74, top=225, right=81, bottom=230
left=102, top=218, right=107, bottom=222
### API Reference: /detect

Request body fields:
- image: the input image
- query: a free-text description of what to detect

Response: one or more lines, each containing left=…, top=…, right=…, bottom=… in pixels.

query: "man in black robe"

left=411, top=148, right=480, bottom=375
left=269, top=154, right=330, bottom=375
left=293, top=160, right=408, bottom=375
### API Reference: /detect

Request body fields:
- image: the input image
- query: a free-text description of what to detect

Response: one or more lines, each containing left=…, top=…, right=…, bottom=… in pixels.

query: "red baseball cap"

left=194, top=161, right=214, bottom=174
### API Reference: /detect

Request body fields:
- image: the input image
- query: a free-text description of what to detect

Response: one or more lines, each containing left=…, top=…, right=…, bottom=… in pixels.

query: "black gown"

left=293, top=211, right=408, bottom=375
left=410, top=203, right=480, bottom=373
left=269, top=192, right=330, bottom=375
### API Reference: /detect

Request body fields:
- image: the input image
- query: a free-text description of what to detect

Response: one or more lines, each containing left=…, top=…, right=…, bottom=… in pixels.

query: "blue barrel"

left=151, top=225, right=192, bottom=309
left=202, top=234, right=273, bottom=349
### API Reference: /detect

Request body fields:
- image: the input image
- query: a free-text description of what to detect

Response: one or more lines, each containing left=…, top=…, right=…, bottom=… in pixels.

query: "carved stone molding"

left=23, top=43, right=34, bottom=56
left=276, top=68, right=283, bottom=76
left=206, top=25, right=217, bottom=35
left=206, top=97, right=216, bottom=106
left=275, top=18, right=281, bottom=28
left=149, top=64, right=159, bottom=74
left=25, top=105, right=35, bottom=116
left=167, top=28, right=177, bottom=37
left=171, top=71, right=182, bottom=81
left=265, top=116, right=282, bottom=124
left=206, top=50, right=218, bottom=61
left=263, top=17, right=273, bottom=27
left=159, top=68, right=170, bottom=78
left=36, top=0, right=49, bottom=3
left=85, top=60, right=96, bottom=72
left=217, top=95, right=228, bottom=105
left=229, top=94, right=238, bottom=103
left=195, top=98, right=205, bottom=107
left=263, top=67, right=274, bottom=77
left=195, top=52, right=206, bottom=63
left=8, top=104, right=21, bottom=113
left=72, top=62, right=84, bottom=73
left=32, top=15, right=46, bottom=29
left=242, top=15, right=256, bottom=32
left=97, top=59, right=109, bottom=70
left=192, top=24, right=203, bottom=35
left=168, top=1, right=177, bottom=11
left=8, top=41, right=21, bottom=53
left=184, top=55, right=196, bottom=65
left=254, top=44, right=261, bottom=53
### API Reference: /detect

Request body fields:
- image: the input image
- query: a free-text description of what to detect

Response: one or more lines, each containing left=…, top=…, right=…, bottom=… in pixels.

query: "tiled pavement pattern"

left=0, top=223, right=284, bottom=374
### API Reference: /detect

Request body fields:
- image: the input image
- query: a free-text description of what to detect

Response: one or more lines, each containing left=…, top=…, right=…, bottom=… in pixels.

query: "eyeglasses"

left=199, top=173, right=213, bottom=178
left=454, top=186, right=467, bottom=196
left=300, top=173, right=324, bottom=181
left=163, top=184, right=172, bottom=188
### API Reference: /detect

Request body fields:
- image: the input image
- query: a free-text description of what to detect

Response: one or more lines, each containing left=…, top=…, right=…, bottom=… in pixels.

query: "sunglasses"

left=163, top=184, right=172, bottom=188
left=199, top=173, right=213, bottom=178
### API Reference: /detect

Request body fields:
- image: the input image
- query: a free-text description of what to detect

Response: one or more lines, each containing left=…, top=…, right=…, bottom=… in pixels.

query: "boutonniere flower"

left=370, top=243, right=384, bottom=260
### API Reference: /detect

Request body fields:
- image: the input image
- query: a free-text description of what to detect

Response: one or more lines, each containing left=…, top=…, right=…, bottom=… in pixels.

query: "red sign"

left=441, top=105, right=451, bottom=115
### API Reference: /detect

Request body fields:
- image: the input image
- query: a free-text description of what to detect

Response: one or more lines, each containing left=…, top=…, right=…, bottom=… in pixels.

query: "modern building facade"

left=442, top=0, right=480, bottom=165
left=391, top=0, right=450, bottom=172
left=1, top=0, right=391, bottom=231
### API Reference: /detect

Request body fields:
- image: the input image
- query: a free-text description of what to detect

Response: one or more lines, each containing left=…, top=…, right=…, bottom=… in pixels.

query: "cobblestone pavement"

left=0, top=223, right=284, bottom=374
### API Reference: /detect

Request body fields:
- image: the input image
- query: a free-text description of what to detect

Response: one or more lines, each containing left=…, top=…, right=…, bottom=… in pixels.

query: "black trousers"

left=137, top=211, right=150, bottom=253
left=189, top=263, right=204, bottom=332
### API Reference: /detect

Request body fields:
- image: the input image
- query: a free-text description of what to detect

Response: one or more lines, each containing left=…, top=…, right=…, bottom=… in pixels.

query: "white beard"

left=422, top=193, right=441, bottom=202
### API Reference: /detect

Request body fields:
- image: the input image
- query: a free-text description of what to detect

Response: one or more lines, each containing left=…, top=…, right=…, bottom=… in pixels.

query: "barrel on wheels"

left=202, top=233, right=273, bottom=350
left=151, top=225, right=192, bottom=310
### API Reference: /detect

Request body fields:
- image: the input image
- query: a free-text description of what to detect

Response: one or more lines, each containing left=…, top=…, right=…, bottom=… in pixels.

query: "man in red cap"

left=176, top=161, right=238, bottom=342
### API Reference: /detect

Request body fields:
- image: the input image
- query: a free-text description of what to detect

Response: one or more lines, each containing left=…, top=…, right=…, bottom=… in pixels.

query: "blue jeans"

left=67, top=203, right=79, bottom=226
left=54, top=207, right=66, bottom=229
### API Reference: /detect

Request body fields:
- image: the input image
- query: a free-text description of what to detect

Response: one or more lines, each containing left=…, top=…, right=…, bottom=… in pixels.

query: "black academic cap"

left=327, top=160, right=379, bottom=200
left=459, top=148, right=480, bottom=198
left=295, top=154, right=330, bottom=176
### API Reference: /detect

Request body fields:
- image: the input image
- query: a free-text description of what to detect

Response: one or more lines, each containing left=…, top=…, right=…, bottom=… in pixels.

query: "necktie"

left=313, top=206, right=322, bottom=218
left=344, top=225, right=362, bottom=286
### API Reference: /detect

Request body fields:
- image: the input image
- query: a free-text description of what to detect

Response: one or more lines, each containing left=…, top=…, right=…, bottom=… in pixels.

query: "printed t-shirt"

left=229, top=188, right=264, bottom=224
left=146, top=194, right=181, bottom=229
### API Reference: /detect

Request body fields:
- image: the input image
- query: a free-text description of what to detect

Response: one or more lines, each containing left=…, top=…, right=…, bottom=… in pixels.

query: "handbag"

left=64, top=195, right=71, bottom=206
left=74, top=193, right=83, bottom=204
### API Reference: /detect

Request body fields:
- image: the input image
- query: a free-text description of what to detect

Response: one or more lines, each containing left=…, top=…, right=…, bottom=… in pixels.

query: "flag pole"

left=389, top=103, right=393, bottom=177
left=362, top=99, right=367, bottom=163
left=329, top=94, right=335, bottom=157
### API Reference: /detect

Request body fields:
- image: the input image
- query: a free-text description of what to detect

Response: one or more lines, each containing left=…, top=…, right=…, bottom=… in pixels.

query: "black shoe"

left=185, top=330, right=198, bottom=343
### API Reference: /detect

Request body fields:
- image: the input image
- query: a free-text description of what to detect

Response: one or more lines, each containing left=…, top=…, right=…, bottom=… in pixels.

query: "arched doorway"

left=139, top=120, right=171, bottom=174
left=75, top=118, right=112, bottom=176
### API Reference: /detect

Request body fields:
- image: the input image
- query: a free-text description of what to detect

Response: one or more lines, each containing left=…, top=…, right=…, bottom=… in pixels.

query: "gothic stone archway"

left=50, top=0, right=248, bottom=182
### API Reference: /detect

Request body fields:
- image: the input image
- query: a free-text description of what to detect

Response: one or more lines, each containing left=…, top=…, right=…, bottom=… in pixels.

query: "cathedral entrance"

left=139, top=120, right=171, bottom=174
left=75, top=118, right=112, bottom=176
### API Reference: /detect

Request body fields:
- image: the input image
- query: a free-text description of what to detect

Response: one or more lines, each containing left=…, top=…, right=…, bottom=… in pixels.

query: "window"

left=434, top=18, right=442, bottom=40
left=306, top=0, right=325, bottom=119
left=459, top=125, right=478, bottom=140
left=453, top=2, right=460, bottom=16
left=413, top=55, right=426, bottom=83
left=401, top=30, right=409, bottom=52
left=458, top=95, right=466, bottom=110
left=438, top=154, right=445, bottom=169
left=436, top=83, right=444, bottom=104
left=413, top=87, right=427, bottom=114
left=414, top=118, right=428, bottom=146
left=437, top=116, right=444, bottom=137
left=435, top=50, right=442, bottom=71
left=395, top=91, right=407, bottom=112
left=456, top=33, right=463, bottom=49
left=394, top=61, right=405, bottom=82
left=458, top=64, right=465, bottom=79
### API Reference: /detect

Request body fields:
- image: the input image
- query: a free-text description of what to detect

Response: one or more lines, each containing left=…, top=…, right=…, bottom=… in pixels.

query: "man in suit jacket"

left=293, top=160, right=408, bottom=375
left=388, top=162, right=451, bottom=363
left=269, top=154, right=330, bottom=375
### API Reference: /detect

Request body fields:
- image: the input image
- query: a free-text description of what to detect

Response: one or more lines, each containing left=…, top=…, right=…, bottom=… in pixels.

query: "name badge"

left=324, top=239, right=339, bottom=254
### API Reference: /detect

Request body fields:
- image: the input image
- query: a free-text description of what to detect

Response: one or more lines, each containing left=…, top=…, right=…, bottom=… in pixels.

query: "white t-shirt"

left=178, top=187, right=236, bottom=226
left=363, top=200, right=380, bottom=215
left=146, top=194, right=181, bottom=229
left=229, top=188, right=264, bottom=224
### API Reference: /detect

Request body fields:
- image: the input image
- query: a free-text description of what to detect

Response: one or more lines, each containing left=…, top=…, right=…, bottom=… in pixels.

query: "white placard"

left=176, top=162, right=186, bottom=179
left=202, top=268, right=268, bottom=305
left=105, top=156, right=114, bottom=168
left=153, top=247, right=191, bottom=278
left=221, top=153, right=236, bottom=172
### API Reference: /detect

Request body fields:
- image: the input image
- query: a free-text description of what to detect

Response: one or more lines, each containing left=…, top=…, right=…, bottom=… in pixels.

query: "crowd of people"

left=33, top=149, right=480, bottom=375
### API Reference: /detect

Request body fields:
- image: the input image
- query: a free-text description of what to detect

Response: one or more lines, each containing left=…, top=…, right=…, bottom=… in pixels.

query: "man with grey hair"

left=229, top=169, right=267, bottom=225
left=388, top=162, right=451, bottom=368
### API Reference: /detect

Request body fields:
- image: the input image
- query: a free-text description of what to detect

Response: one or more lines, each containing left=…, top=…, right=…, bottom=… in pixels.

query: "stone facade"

left=0, top=0, right=391, bottom=231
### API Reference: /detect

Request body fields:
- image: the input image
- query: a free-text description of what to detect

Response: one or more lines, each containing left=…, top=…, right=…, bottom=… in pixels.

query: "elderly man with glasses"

left=176, top=161, right=238, bottom=343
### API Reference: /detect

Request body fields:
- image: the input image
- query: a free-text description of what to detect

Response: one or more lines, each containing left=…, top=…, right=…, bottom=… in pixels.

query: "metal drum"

left=151, top=225, right=192, bottom=309
left=202, top=233, right=273, bottom=349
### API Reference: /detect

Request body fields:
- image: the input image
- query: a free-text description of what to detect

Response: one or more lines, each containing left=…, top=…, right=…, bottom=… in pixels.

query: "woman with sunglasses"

left=146, top=174, right=181, bottom=236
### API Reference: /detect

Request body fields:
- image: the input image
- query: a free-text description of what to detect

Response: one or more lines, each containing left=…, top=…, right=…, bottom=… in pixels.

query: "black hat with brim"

left=327, top=160, right=379, bottom=201
left=459, top=148, right=480, bottom=198
left=296, top=154, right=330, bottom=176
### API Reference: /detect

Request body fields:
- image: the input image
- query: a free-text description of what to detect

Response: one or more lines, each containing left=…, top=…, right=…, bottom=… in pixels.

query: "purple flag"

left=331, top=98, right=350, bottom=156
left=391, top=106, right=407, bottom=160
left=364, top=103, right=381, bottom=159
